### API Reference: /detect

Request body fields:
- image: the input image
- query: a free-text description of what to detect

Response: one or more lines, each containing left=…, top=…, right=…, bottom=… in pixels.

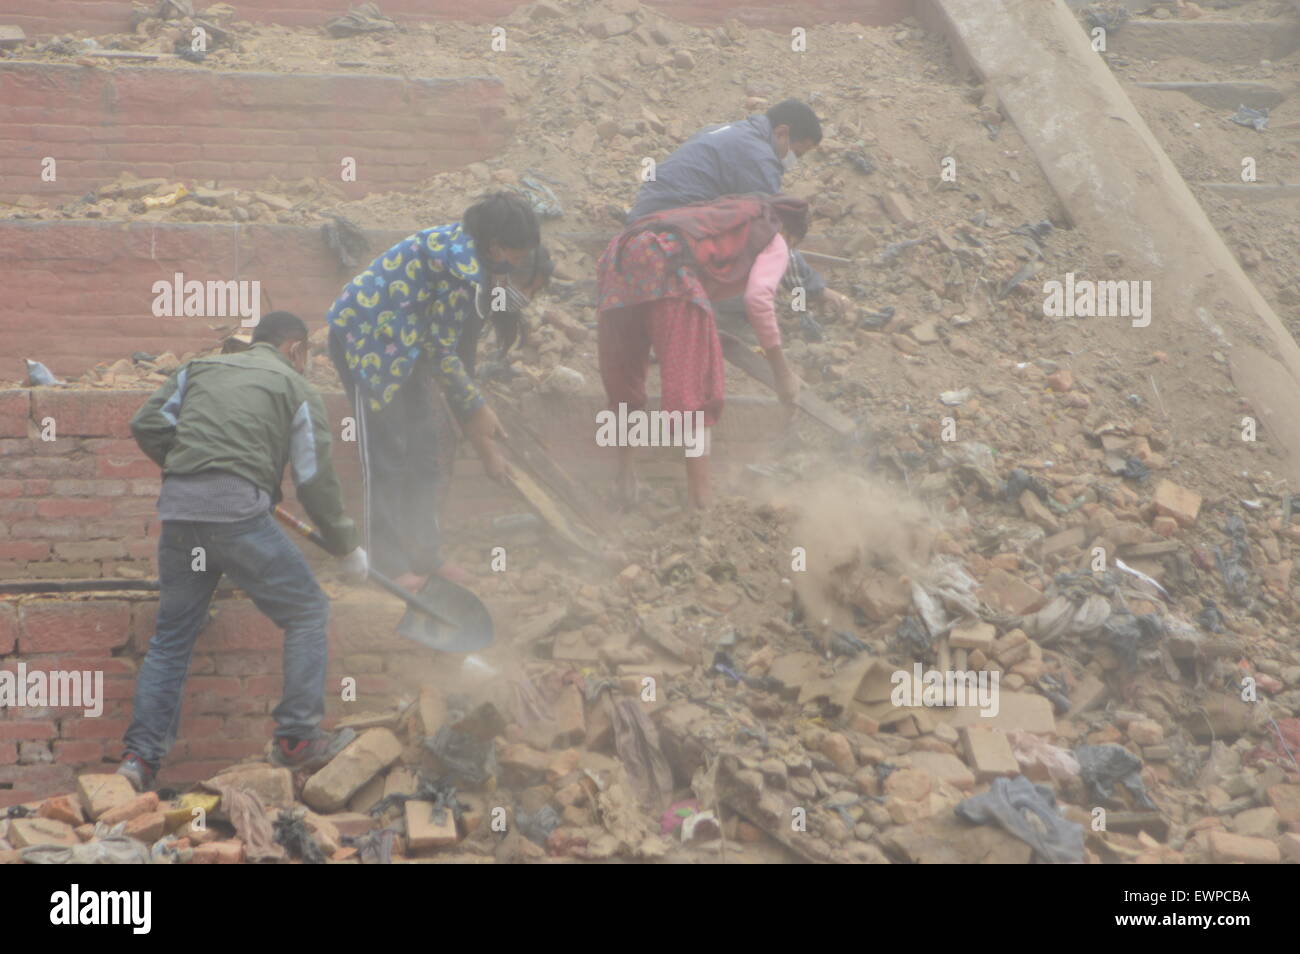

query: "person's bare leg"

left=615, top=445, right=637, bottom=509
left=685, top=427, right=713, bottom=510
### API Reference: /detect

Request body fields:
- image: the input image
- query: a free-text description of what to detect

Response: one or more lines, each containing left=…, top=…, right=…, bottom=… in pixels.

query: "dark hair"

left=771, top=196, right=811, bottom=244
left=252, top=310, right=309, bottom=346
left=766, top=99, right=822, bottom=145
left=463, top=191, right=540, bottom=253
left=526, top=244, right=554, bottom=287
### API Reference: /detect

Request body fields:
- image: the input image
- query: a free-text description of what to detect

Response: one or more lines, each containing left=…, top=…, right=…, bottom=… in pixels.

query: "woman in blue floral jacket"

left=326, top=193, right=538, bottom=591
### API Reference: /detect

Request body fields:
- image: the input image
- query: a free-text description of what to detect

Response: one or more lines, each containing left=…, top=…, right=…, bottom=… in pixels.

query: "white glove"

left=341, top=547, right=369, bottom=583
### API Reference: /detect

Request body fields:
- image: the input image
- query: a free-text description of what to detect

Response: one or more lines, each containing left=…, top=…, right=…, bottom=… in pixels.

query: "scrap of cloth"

left=954, top=774, right=1085, bottom=864
left=327, top=222, right=487, bottom=417
left=203, top=780, right=286, bottom=863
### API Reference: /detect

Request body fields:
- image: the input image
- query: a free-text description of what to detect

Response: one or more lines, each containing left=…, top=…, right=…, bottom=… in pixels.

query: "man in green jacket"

left=118, top=311, right=367, bottom=792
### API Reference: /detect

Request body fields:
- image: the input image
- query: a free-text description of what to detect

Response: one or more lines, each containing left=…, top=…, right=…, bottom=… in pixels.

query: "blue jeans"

left=123, top=512, right=331, bottom=767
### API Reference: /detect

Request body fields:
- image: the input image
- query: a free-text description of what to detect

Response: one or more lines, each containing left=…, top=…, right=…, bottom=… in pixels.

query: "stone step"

left=1133, top=80, right=1289, bottom=110
left=1106, top=18, right=1300, bottom=65
left=1200, top=182, right=1300, bottom=204
left=1064, top=0, right=1147, bottom=11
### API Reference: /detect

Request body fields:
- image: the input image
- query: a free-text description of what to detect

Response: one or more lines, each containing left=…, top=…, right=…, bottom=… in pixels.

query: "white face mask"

left=781, top=149, right=799, bottom=171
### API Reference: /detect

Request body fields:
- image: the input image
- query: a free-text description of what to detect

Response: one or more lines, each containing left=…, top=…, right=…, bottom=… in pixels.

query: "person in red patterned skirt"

left=596, top=193, right=808, bottom=510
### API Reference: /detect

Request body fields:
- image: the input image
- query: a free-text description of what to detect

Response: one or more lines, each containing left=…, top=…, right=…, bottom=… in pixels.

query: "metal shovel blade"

left=396, top=575, right=495, bottom=653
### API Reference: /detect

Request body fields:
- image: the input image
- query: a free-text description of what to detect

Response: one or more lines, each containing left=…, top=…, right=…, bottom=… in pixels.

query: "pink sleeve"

left=743, top=233, right=788, bottom=350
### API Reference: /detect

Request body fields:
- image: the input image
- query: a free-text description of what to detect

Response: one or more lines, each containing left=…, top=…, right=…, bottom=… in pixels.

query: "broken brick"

left=1152, top=479, right=1201, bottom=527
left=76, top=773, right=136, bottom=820
left=960, top=727, right=1019, bottom=781
left=302, top=729, right=402, bottom=813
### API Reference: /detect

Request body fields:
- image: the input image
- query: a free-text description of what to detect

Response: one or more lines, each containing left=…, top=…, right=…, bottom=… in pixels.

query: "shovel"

left=273, top=506, right=494, bottom=653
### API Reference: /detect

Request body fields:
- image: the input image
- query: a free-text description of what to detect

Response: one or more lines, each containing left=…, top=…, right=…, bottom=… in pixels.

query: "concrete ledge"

left=1133, top=81, right=1288, bottom=111
left=1107, top=18, right=1300, bottom=65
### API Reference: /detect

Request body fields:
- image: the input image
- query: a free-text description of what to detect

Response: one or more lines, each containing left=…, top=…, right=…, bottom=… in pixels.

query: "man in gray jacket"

left=119, top=311, right=366, bottom=792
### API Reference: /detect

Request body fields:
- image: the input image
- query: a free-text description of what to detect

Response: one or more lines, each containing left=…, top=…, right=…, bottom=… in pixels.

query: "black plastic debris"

left=1215, top=514, right=1251, bottom=604
left=1197, top=598, right=1225, bottom=634
left=516, top=804, right=561, bottom=845
left=1101, top=612, right=1163, bottom=668
left=421, top=776, right=467, bottom=827
left=344, top=826, right=399, bottom=865
left=1230, top=105, right=1269, bottom=132
left=1010, top=220, right=1053, bottom=259
left=1037, top=674, right=1072, bottom=714
left=845, top=150, right=875, bottom=175
left=425, top=725, right=496, bottom=787
left=830, top=629, right=868, bottom=657
left=895, top=614, right=931, bottom=654
left=273, top=807, right=328, bottom=864
left=955, top=775, right=1084, bottom=864
left=1118, top=457, right=1149, bottom=482
left=3, top=804, right=33, bottom=819
left=1075, top=743, right=1157, bottom=811
left=1004, top=467, right=1050, bottom=503
left=858, top=305, right=895, bottom=330
left=1011, top=220, right=1053, bottom=243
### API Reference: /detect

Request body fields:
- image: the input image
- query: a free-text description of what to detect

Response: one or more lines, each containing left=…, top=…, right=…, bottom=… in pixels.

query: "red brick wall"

left=0, top=221, right=412, bottom=378
left=0, top=0, right=912, bottom=38
left=0, top=64, right=509, bottom=202
left=0, top=592, right=452, bottom=803
left=0, top=386, right=788, bottom=581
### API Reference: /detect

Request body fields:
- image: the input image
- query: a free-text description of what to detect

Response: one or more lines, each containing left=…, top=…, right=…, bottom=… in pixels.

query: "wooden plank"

left=504, top=467, right=602, bottom=558
left=717, top=329, right=856, bottom=437
left=491, top=389, right=609, bottom=532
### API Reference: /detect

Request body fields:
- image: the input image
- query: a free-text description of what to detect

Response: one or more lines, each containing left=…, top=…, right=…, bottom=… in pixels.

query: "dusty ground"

left=4, top=1, right=1300, bottom=865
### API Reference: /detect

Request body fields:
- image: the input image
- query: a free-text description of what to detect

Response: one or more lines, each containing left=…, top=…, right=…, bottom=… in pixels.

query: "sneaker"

left=117, top=753, right=156, bottom=793
left=269, top=728, right=356, bottom=772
